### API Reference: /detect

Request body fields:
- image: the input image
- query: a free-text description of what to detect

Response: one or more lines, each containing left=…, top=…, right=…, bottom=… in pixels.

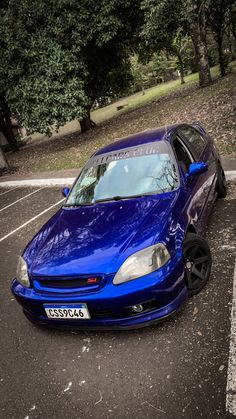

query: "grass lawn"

left=31, top=63, right=226, bottom=142
left=92, top=64, right=223, bottom=124
left=7, top=63, right=236, bottom=175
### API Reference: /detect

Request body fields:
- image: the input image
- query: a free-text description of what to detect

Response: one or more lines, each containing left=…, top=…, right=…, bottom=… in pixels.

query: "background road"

left=0, top=184, right=235, bottom=419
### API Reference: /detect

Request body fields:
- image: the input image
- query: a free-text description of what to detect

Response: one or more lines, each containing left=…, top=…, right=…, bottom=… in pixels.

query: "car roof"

left=93, top=123, right=185, bottom=156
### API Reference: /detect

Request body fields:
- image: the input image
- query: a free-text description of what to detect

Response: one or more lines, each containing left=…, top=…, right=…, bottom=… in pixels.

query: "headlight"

left=16, top=256, right=30, bottom=288
left=113, top=243, right=170, bottom=285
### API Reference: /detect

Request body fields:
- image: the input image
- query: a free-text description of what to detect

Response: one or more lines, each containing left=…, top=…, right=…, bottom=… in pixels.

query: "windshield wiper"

left=65, top=194, right=151, bottom=206
left=94, top=194, right=147, bottom=203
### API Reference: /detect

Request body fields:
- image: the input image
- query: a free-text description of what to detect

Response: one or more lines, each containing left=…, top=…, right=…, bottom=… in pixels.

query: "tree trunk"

left=80, top=105, right=96, bottom=133
left=0, top=147, right=8, bottom=170
left=187, top=0, right=212, bottom=87
left=217, top=36, right=226, bottom=77
left=230, top=4, right=236, bottom=41
left=180, top=68, right=185, bottom=84
left=177, top=53, right=185, bottom=84
left=0, top=97, right=18, bottom=151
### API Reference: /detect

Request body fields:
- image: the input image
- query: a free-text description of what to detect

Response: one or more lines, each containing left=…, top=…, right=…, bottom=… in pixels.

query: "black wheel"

left=183, top=233, right=212, bottom=296
left=217, top=165, right=227, bottom=198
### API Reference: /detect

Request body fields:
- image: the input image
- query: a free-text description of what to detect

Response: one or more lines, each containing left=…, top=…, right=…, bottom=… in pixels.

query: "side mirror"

left=62, top=187, right=70, bottom=198
left=186, top=162, right=208, bottom=178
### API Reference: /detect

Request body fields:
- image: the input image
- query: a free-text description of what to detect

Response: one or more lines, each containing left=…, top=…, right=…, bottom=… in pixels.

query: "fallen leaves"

left=193, top=306, right=199, bottom=316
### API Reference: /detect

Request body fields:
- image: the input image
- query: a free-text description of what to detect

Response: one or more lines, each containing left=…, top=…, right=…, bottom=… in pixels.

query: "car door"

left=177, top=125, right=217, bottom=229
left=172, top=133, right=206, bottom=233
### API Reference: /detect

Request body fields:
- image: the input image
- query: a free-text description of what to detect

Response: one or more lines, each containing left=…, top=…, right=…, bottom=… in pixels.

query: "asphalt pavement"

left=0, top=184, right=236, bottom=419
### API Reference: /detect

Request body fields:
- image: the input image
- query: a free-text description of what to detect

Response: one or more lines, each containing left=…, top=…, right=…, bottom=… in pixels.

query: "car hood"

left=26, top=193, right=178, bottom=277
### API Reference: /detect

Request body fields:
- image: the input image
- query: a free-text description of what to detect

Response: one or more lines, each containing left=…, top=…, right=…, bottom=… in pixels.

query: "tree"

left=185, top=0, right=212, bottom=87
left=0, top=98, right=18, bottom=151
left=230, top=1, right=236, bottom=40
left=130, top=55, right=161, bottom=92
left=0, top=148, right=8, bottom=171
left=0, top=1, right=87, bottom=136
left=0, top=1, right=18, bottom=151
left=141, top=0, right=189, bottom=84
left=206, top=0, right=232, bottom=77
left=0, top=0, right=142, bottom=135
left=141, top=0, right=212, bottom=87
left=152, top=52, right=177, bottom=82
left=171, top=30, right=192, bottom=84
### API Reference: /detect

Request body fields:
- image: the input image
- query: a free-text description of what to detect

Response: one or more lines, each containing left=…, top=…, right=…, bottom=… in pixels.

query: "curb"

left=0, top=170, right=235, bottom=188
left=225, top=171, right=236, bottom=181
left=0, top=177, right=76, bottom=187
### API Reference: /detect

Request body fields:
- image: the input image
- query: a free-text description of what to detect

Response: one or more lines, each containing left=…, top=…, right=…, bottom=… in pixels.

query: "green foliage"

left=1, top=36, right=87, bottom=135
left=140, top=0, right=194, bottom=84
left=1, top=0, right=232, bottom=138
left=141, top=0, right=186, bottom=51
left=130, top=56, right=155, bottom=91
left=206, top=0, right=233, bottom=75
left=152, top=53, right=176, bottom=81
left=171, top=31, right=194, bottom=68
left=231, top=1, right=236, bottom=39
left=207, top=0, right=232, bottom=40
left=130, top=50, right=190, bottom=94
left=0, top=0, right=142, bottom=135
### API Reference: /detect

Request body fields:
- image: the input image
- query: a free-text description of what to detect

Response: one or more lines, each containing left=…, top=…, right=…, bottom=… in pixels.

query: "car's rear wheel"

left=183, top=233, right=212, bottom=296
left=217, top=165, right=227, bottom=198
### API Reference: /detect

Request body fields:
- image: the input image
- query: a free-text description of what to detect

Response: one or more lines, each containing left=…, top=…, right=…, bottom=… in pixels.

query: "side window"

left=179, top=126, right=206, bottom=159
left=173, top=137, right=193, bottom=174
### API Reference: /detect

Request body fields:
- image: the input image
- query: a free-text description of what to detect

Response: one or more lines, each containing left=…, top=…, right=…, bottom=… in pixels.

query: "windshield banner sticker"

left=86, top=142, right=168, bottom=168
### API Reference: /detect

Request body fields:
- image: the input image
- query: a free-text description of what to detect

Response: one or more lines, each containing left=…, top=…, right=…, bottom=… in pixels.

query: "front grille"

left=33, top=275, right=102, bottom=293
left=38, top=278, right=100, bottom=289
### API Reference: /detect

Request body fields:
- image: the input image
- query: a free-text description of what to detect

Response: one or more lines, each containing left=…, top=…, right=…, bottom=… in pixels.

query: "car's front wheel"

left=183, top=233, right=212, bottom=296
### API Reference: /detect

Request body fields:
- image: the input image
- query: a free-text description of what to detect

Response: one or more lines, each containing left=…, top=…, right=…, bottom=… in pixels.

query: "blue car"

left=11, top=123, right=227, bottom=329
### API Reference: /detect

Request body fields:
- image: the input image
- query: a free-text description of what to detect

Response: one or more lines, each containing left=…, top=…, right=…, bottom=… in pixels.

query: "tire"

left=183, top=233, right=212, bottom=296
left=217, top=165, right=227, bottom=199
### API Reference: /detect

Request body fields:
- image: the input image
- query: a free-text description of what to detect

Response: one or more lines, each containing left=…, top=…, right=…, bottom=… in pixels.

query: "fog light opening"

left=132, top=304, right=143, bottom=314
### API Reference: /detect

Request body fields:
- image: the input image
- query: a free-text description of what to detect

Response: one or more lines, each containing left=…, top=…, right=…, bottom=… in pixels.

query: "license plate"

left=44, top=303, right=90, bottom=320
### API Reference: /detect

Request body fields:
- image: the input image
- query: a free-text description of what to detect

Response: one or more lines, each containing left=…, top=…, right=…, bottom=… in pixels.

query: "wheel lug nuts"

left=186, top=261, right=192, bottom=270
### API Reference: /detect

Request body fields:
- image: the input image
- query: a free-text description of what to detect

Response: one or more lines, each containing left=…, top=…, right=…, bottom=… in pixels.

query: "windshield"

left=65, top=141, right=179, bottom=206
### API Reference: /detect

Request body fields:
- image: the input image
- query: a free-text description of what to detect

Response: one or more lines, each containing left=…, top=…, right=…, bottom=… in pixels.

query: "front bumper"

left=11, top=255, right=188, bottom=329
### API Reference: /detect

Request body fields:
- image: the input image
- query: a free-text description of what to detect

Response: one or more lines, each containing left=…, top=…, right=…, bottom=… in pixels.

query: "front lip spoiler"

left=23, top=298, right=187, bottom=331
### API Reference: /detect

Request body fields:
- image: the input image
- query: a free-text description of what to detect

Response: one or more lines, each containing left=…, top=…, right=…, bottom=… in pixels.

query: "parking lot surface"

left=0, top=184, right=236, bottom=419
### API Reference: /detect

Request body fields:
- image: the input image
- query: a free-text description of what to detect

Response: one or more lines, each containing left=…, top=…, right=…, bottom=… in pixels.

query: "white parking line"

left=0, top=186, right=20, bottom=197
left=226, top=257, right=236, bottom=416
left=0, top=198, right=64, bottom=243
left=0, top=187, right=45, bottom=213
